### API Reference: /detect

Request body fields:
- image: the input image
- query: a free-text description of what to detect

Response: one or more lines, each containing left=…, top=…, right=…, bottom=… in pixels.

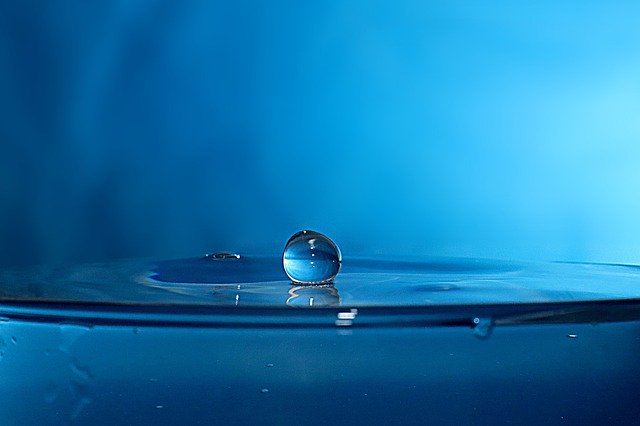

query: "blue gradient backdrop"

left=1, top=1, right=640, bottom=265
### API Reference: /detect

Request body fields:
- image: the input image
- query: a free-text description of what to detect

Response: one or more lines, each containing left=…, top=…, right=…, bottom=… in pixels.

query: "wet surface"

left=1, top=256, right=639, bottom=308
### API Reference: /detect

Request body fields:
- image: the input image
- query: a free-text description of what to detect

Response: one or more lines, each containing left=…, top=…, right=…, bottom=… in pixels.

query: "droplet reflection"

left=286, top=285, right=340, bottom=307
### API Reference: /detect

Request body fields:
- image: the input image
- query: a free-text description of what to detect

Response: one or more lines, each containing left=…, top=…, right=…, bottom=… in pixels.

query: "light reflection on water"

left=2, top=255, right=640, bottom=307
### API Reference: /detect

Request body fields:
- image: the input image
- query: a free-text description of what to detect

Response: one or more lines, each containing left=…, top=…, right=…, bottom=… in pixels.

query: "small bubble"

left=567, top=334, right=577, bottom=339
left=132, top=328, right=139, bottom=335
left=473, top=317, right=493, bottom=339
left=260, top=388, right=269, bottom=394
left=282, top=230, right=341, bottom=285
left=265, top=363, right=274, bottom=368
left=10, top=337, right=16, bottom=345
left=205, top=252, right=241, bottom=260
left=155, top=405, right=164, bottom=409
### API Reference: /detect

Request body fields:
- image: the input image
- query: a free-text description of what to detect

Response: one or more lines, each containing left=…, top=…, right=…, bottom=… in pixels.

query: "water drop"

left=205, top=252, right=241, bottom=260
left=260, top=388, right=269, bottom=394
left=282, top=230, right=341, bottom=284
left=567, top=333, right=577, bottom=339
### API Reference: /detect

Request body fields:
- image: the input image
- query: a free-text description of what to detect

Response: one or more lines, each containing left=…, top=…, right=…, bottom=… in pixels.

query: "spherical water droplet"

left=282, top=230, right=341, bottom=284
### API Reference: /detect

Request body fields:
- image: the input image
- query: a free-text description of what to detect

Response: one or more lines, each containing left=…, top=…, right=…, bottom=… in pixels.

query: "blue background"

left=1, top=1, right=640, bottom=265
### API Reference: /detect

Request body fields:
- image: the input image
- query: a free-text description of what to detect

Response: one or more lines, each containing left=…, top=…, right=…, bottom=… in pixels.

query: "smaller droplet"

left=282, top=230, right=341, bottom=285
left=567, top=333, right=577, bottom=339
left=156, top=405, right=164, bottom=409
left=205, top=252, right=241, bottom=260
left=472, top=317, right=493, bottom=339
left=10, top=337, right=16, bottom=345
left=260, top=388, right=269, bottom=394
left=265, top=363, right=274, bottom=368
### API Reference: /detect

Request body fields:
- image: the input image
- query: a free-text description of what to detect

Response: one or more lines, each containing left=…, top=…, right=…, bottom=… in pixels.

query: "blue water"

left=1, top=256, right=640, bottom=424
left=3, top=255, right=640, bottom=306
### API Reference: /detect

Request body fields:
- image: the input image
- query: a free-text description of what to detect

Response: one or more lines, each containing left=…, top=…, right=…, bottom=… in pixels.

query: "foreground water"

left=1, top=256, right=639, bottom=424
